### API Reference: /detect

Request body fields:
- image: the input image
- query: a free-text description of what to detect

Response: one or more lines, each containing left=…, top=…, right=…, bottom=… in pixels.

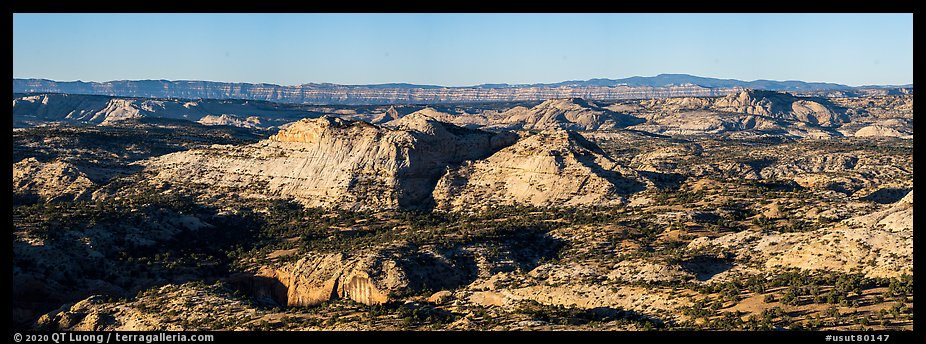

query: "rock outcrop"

left=12, top=94, right=113, bottom=125
left=257, top=253, right=395, bottom=306
left=197, top=114, right=263, bottom=129
left=641, top=96, right=712, bottom=111
left=845, top=190, right=913, bottom=232
left=626, top=90, right=854, bottom=137
left=712, top=90, right=847, bottom=126
left=141, top=116, right=516, bottom=210
left=13, top=157, right=96, bottom=203
left=433, top=129, right=646, bottom=210
left=494, top=98, right=644, bottom=131
left=852, top=120, right=913, bottom=139
left=371, top=106, right=401, bottom=124
left=236, top=242, right=478, bottom=306
left=15, top=90, right=909, bottom=142
left=35, top=284, right=265, bottom=331
left=385, top=107, right=493, bottom=129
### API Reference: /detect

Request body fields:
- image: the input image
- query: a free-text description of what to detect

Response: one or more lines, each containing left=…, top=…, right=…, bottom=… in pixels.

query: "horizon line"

left=12, top=74, right=914, bottom=89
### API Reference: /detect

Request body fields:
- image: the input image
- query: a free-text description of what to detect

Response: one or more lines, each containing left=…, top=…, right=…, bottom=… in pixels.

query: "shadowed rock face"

left=860, top=187, right=911, bottom=204
left=235, top=230, right=562, bottom=307
left=371, top=106, right=401, bottom=124
left=226, top=273, right=289, bottom=305
left=142, top=115, right=517, bottom=210
left=679, top=256, right=734, bottom=281
left=12, top=94, right=113, bottom=124
left=433, top=129, right=648, bottom=210
left=248, top=243, right=481, bottom=307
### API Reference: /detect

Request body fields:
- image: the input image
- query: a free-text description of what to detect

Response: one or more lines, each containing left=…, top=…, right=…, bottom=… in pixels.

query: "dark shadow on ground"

left=861, top=187, right=910, bottom=204
left=639, top=171, right=688, bottom=190
left=681, top=255, right=735, bottom=282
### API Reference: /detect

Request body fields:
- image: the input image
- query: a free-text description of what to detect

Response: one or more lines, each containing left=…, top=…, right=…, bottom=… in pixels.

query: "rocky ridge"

left=14, top=78, right=746, bottom=105
left=631, top=90, right=854, bottom=137
left=12, top=93, right=324, bottom=128
left=139, top=115, right=516, bottom=210
left=14, top=90, right=912, bottom=140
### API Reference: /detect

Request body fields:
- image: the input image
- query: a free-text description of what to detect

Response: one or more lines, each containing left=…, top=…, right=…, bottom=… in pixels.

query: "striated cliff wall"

left=15, top=79, right=743, bottom=105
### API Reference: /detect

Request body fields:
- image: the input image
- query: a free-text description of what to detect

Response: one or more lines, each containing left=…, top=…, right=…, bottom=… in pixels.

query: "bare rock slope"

left=141, top=115, right=516, bottom=210
left=688, top=191, right=913, bottom=279
left=712, top=90, right=847, bottom=126
left=493, top=98, right=644, bottom=131
left=13, top=157, right=96, bottom=203
left=630, top=90, right=852, bottom=137
left=433, top=129, right=647, bottom=210
left=196, top=114, right=263, bottom=129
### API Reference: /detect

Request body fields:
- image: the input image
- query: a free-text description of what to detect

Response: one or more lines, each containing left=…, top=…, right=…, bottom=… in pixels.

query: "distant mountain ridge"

left=498, top=74, right=857, bottom=91
left=13, top=74, right=906, bottom=105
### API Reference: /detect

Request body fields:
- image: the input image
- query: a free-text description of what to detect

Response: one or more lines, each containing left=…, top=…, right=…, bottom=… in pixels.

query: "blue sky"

left=12, top=13, right=913, bottom=87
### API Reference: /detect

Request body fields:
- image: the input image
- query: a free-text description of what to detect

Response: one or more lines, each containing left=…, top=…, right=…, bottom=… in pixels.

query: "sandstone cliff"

left=241, top=242, right=476, bottom=306
left=15, top=78, right=744, bottom=105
